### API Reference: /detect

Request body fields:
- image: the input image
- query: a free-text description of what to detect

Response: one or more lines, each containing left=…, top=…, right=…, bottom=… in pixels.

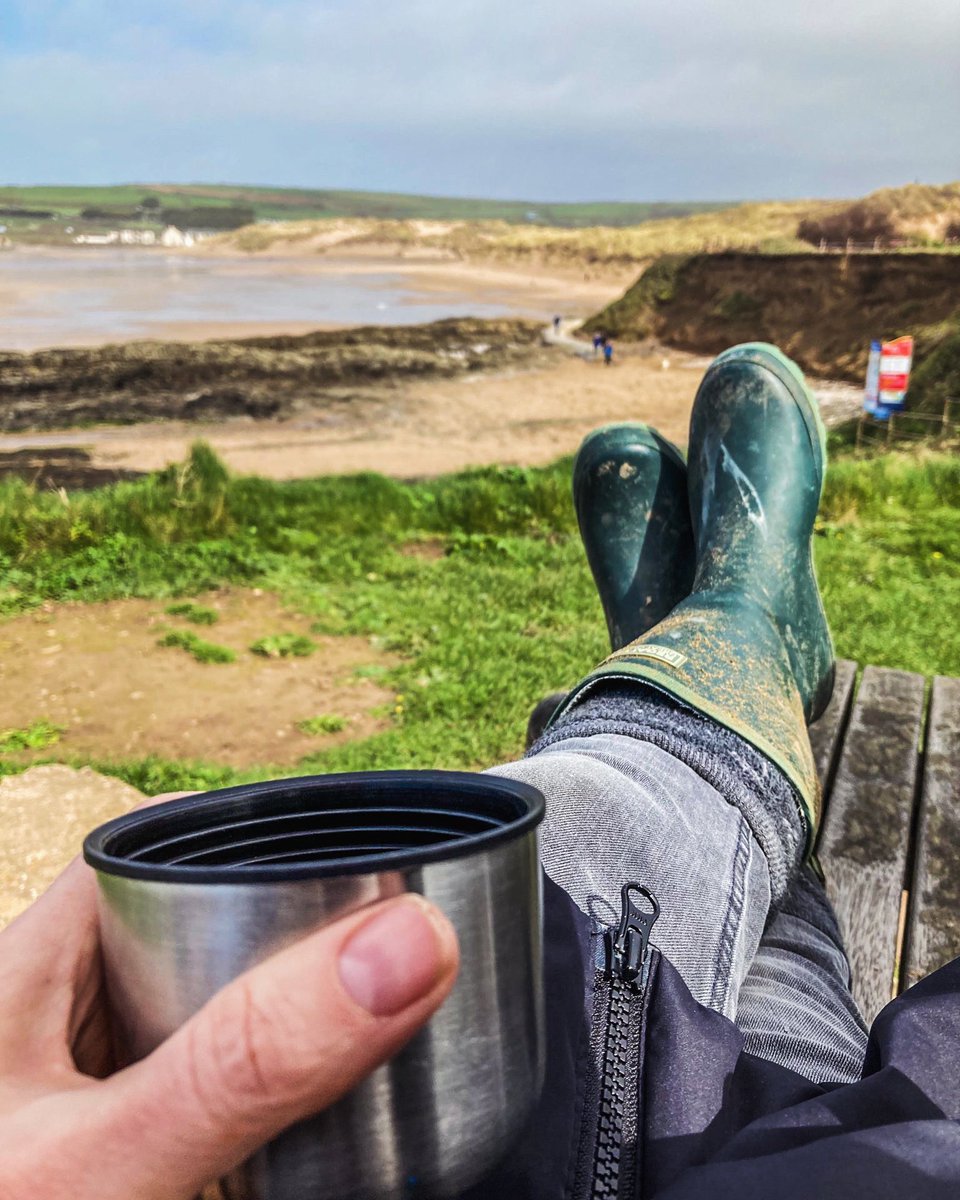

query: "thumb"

left=98, top=895, right=458, bottom=1200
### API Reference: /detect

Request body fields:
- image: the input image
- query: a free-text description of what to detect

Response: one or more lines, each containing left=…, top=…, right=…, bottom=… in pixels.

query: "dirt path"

left=0, top=591, right=397, bottom=768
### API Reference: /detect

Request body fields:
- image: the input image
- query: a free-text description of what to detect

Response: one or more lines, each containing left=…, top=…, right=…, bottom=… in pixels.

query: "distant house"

left=72, top=225, right=205, bottom=249
left=73, top=231, right=119, bottom=245
left=160, top=225, right=196, bottom=248
left=119, top=228, right=157, bottom=246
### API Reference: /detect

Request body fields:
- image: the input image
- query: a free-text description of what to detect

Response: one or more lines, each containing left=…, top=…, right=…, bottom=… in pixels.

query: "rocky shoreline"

left=0, top=318, right=550, bottom=432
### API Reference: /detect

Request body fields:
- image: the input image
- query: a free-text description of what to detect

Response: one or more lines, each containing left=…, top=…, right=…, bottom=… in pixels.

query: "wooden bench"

left=527, top=662, right=960, bottom=1024
left=812, top=662, right=960, bottom=1021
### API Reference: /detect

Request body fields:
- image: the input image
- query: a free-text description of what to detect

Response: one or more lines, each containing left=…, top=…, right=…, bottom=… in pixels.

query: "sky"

left=1, top=0, right=958, bottom=202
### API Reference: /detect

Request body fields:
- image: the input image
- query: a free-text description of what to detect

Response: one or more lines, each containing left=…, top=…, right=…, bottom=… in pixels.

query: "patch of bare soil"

left=0, top=591, right=397, bottom=768
left=0, top=447, right=145, bottom=489
left=398, top=538, right=446, bottom=560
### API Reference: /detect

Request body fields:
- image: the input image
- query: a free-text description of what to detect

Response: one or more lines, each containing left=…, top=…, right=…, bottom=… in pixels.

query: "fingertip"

left=404, top=894, right=461, bottom=978
left=337, top=896, right=459, bottom=1018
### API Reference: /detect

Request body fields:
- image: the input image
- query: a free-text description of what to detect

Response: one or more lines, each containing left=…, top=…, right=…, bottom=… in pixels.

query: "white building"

left=73, top=231, right=119, bottom=245
left=160, top=225, right=196, bottom=248
left=119, top=228, right=157, bottom=246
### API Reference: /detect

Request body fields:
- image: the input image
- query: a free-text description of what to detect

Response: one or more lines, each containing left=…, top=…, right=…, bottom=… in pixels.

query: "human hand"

left=0, top=856, right=458, bottom=1199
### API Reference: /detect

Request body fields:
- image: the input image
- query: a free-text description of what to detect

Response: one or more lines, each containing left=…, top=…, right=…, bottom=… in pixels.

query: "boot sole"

left=575, top=422, right=687, bottom=475
left=709, top=343, right=827, bottom=487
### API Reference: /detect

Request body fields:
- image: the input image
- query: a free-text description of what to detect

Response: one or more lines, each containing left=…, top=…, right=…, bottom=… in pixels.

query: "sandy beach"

left=0, top=247, right=860, bottom=481
left=0, top=245, right=686, bottom=479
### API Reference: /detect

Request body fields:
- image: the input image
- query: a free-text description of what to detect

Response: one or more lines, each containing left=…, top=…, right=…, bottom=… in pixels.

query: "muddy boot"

left=549, top=344, right=834, bottom=850
left=574, top=423, right=695, bottom=651
left=525, top=424, right=694, bottom=748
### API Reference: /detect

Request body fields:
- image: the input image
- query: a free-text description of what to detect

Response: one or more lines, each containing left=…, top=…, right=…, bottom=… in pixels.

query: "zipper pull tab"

left=609, top=882, right=659, bottom=987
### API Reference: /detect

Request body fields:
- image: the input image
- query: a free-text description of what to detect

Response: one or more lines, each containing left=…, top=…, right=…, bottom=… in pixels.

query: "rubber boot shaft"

left=687, top=343, right=833, bottom=722
left=551, top=344, right=833, bottom=852
left=573, top=424, right=695, bottom=651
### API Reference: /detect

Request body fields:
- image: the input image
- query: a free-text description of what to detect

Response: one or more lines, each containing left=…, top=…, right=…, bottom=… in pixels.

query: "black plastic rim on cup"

left=83, top=770, right=545, bottom=883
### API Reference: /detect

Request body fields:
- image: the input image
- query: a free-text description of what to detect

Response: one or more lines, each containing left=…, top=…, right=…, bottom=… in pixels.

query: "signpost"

left=863, top=335, right=913, bottom=418
left=864, top=340, right=882, bottom=414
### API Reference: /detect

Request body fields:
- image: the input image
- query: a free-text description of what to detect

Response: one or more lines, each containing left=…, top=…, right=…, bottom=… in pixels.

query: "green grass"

left=298, top=714, right=348, bottom=735
left=157, top=629, right=236, bottom=664
left=0, top=443, right=955, bottom=790
left=250, top=633, right=316, bottom=658
left=0, top=719, right=63, bottom=754
left=165, top=601, right=219, bottom=625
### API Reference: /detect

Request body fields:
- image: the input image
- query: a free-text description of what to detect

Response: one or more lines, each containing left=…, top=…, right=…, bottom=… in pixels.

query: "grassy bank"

left=215, top=202, right=817, bottom=267
left=584, top=252, right=960, bottom=393
left=0, top=444, right=956, bottom=791
left=200, top=182, right=960, bottom=268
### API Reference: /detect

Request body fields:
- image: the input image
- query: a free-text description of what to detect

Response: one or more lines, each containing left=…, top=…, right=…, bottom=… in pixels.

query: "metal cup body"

left=88, top=772, right=544, bottom=1200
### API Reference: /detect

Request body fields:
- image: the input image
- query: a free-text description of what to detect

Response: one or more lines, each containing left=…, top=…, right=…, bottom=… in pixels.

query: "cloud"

left=1, top=0, right=957, bottom=198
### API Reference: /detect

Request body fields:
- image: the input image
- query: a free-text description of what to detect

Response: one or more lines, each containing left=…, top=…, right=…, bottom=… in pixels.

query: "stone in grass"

left=298, top=714, right=347, bottom=735
left=250, top=634, right=317, bottom=659
left=0, top=765, right=145, bottom=927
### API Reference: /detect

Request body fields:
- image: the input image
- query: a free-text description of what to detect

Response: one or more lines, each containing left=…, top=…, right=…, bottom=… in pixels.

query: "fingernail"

left=338, top=897, right=454, bottom=1017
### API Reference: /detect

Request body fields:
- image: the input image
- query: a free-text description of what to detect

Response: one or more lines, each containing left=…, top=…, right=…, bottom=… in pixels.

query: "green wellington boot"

left=573, top=423, right=695, bottom=650
left=526, top=424, right=695, bottom=747
left=550, top=344, right=834, bottom=850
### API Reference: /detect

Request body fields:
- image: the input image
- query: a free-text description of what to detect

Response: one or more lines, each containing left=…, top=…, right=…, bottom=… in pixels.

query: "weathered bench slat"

left=817, top=666, right=925, bottom=1023
left=903, top=676, right=960, bottom=989
left=810, top=659, right=858, bottom=797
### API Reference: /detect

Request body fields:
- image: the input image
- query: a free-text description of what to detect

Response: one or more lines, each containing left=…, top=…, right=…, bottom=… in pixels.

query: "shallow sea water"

left=0, top=251, right=521, bottom=351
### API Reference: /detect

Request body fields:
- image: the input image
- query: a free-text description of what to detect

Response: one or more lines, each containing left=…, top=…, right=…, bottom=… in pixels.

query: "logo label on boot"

left=604, top=645, right=688, bottom=669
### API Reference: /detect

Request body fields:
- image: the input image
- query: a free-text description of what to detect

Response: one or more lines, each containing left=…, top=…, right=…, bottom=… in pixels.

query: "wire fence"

left=814, top=239, right=905, bottom=254
left=856, top=397, right=960, bottom=450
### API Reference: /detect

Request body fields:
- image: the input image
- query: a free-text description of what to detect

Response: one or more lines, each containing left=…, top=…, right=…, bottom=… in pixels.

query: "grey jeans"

left=490, top=731, right=868, bottom=1085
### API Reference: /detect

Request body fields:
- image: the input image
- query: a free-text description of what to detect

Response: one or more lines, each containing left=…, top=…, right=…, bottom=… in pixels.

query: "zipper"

left=590, top=882, right=660, bottom=1200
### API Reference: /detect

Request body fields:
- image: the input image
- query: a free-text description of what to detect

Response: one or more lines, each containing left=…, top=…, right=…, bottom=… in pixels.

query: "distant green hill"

left=0, top=183, right=731, bottom=231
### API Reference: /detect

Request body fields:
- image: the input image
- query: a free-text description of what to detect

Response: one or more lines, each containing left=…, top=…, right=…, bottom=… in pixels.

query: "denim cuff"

left=528, top=683, right=806, bottom=904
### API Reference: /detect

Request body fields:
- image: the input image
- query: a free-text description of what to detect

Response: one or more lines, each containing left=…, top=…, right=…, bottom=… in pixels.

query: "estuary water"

left=0, top=249, right=540, bottom=351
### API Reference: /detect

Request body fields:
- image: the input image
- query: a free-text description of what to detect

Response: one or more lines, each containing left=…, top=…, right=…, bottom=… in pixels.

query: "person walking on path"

left=603, top=338, right=614, bottom=365
left=592, top=331, right=604, bottom=356
left=2, top=344, right=960, bottom=1199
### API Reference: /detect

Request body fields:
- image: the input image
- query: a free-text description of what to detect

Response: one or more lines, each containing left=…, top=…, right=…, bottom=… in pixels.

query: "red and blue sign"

left=864, top=335, right=913, bottom=417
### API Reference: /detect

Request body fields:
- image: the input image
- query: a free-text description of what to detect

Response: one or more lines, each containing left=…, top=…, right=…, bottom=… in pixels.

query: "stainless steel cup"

left=83, top=770, right=545, bottom=1200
